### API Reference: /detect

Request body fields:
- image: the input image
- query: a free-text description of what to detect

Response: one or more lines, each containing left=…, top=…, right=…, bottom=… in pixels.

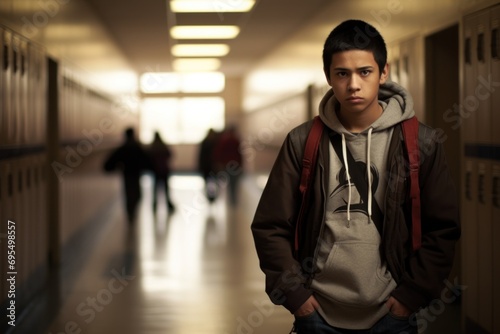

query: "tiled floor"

left=11, top=174, right=461, bottom=334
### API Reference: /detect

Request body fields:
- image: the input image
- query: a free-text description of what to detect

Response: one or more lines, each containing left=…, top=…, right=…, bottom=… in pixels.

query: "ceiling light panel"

left=173, top=58, right=221, bottom=71
left=170, top=26, right=240, bottom=39
left=170, top=0, right=255, bottom=12
left=171, top=44, right=230, bottom=57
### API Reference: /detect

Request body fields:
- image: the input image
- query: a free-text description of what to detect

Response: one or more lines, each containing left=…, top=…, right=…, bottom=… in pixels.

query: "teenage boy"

left=251, top=19, right=460, bottom=334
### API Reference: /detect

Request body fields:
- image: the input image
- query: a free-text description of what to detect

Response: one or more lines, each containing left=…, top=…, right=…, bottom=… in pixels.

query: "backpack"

left=294, top=116, right=421, bottom=255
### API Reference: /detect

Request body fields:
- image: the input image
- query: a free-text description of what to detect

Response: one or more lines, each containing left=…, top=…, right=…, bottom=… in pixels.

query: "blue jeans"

left=293, top=311, right=418, bottom=334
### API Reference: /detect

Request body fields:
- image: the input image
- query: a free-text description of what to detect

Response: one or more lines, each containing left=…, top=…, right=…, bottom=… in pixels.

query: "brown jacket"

left=251, top=119, right=460, bottom=314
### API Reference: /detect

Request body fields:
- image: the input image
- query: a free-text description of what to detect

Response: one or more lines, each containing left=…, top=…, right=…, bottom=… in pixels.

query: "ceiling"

left=83, top=0, right=470, bottom=79
left=84, top=0, right=333, bottom=77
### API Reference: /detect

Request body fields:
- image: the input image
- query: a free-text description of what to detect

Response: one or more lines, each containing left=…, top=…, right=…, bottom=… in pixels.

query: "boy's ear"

left=379, top=63, right=389, bottom=84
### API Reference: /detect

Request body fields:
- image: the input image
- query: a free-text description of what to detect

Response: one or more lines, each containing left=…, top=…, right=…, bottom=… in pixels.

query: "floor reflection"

left=42, top=173, right=293, bottom=334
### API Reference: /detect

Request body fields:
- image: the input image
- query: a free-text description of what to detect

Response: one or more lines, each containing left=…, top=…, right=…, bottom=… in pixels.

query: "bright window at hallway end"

left=140, top=72, right=225, bottom=93
left=140, top=97, right=225, bottom=144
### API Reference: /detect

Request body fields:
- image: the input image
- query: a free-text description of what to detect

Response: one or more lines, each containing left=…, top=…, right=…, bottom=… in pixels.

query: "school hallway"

left=5, top=173, right=461, bottom=334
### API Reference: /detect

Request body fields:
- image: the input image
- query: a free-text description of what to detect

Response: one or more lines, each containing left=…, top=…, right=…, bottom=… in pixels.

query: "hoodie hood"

left=318, top=80, right=415, bottom=135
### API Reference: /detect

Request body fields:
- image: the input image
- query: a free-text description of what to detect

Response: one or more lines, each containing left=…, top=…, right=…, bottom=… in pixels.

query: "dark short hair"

left=322, top=19, right=387, bottom=80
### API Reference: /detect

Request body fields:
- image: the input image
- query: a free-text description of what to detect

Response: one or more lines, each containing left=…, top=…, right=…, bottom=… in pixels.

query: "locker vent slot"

left=477, top=33, right=485, bottom=62
left=478, top=173, right=485, bottom=204
left=3, top=44, right=8, bottom=70
left=35, top=166, right=39, bottom=186
left=12, top=49, right=17, bottom=73
left=492, top=28, right=499, bottom=60
left=465, top=37, right=471, bottom=64
left=26, top=168, right=31, bottom=189
left=465, top=171, right=472, bottom=200
left=21, top=54, right=26, bottom=76
left=494, top=176, right=500, bottom=208
left=8, top=173, right=13, bottom=197
left=18, top=170, right=22, bottom=193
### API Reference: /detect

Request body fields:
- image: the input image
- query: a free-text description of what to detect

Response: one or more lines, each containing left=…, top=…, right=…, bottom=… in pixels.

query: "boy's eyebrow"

left=333, top=65, right=375, bottom=71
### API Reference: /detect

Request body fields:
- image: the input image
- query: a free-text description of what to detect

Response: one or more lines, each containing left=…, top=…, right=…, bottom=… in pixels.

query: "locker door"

left=19, top=39, right=28, bottom=145
left=0, top=161, right=15, bottom=305
left=462, top=12, right=480, bottom=328
left=2, top=29, right=12, bottom=147
left=475, top=9, right=493, bottom=333
left=36, top=46, right=47, bottom=146
left=0, top=26, right=3, bottom=147
left=11, top=34, right=21, bottom=146
left=491, top=5, right=500, bottom=334
left=31, top=44, right=44, bottom=146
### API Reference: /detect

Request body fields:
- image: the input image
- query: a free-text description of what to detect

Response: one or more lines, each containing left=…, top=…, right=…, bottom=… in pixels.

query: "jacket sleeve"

left=251, top=131, right=313, bottom=314
left=392, top=127, right=461, bottom=311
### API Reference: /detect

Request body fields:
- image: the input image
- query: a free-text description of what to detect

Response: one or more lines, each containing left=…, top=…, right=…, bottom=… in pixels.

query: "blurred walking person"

left=147, top=131, right=176, bottom=213
left=198, top=128, right=220, bottom=203
left=104, top=127, right=152, bottom=224
left=213, top=125, right=243, bottom=206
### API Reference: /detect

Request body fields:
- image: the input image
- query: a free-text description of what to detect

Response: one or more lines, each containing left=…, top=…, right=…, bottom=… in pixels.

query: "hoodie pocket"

left=312, top=242, right=394, bottom=307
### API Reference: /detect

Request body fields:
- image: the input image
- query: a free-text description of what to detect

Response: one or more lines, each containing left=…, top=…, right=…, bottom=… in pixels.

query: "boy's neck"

left=337, top=103, right=383, bottom=133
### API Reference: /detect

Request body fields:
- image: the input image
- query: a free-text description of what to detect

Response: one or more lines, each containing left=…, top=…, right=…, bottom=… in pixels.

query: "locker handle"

left=492, top=28, right=499, bottom=60
left=465, top=37, right=471, bottom=64
left=477, top=33, right=485, bottom=62
left=18, top=171, right=22, bottom=193
left=12, top=49, right=18, bottom=73
left=3, top=44, right=8, bottom=70
left=478, top=173, right=485, bottom=204
left=21, top=54, right=26, bottom=76
left=465, top=171, right=472, bottom=200
left=8, top=173, right=13, bottom=197
left=494, top=176, right=500, bottom=208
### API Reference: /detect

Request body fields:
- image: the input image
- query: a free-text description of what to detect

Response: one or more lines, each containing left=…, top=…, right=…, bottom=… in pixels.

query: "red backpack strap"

left=294, top=116, right=324, bottom=255
left=401, top=116, right=421, bottom=252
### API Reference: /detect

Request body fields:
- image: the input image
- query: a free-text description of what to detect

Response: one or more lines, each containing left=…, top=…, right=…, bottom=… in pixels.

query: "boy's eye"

left=360, top=70, right=371, bottom=76
left=336, top=71, right=347, bottom=77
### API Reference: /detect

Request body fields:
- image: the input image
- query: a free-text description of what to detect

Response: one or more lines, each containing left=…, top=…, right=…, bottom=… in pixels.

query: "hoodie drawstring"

left=341, top=133, right=351, bottom=227
left=341, top=128, right=373, bottom=227
left=367, top=128, right=373, bottom=222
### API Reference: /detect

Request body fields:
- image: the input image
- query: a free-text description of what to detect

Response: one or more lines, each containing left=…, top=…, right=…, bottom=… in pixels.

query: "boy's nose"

left=348, top=75, right=361, bottom=91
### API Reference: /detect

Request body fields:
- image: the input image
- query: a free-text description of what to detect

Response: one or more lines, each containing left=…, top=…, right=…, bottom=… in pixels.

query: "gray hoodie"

left=311, top=81, right=415, bottom=329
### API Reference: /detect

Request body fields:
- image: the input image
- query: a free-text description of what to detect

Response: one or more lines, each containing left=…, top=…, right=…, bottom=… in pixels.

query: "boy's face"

left=325, top=49, right=388, bottom=117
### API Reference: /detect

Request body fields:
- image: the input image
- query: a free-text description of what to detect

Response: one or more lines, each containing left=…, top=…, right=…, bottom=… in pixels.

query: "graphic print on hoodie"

left=310, top=81, right=415, bottom=330
left=330, top=163, right=380, bottom=221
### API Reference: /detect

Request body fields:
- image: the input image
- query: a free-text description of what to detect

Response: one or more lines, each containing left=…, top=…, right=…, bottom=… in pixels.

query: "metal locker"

left=25, top=155, right=36, bottom=288
left=28, top=43, right=37, bottom=145
left=0, top=160, right=15, bottom=306
left=19, top=38, right=28, bottom=146
left=0, top=161, right=5, bottom=308
left=11, top=34, right=21, bottom=146
left=474, top=8, right=494, bottom=333
left=0, top=26, right=3, bottom=147
left=34, top=154, right=47, bottom=271
left=30, top=44, right=45, bottom=146
left=462, top=12, right=480, bottom=328
left=11, top=158, right=26, bottom=294
left=493, top=163, right=500, bottom=334
left=491, top=6, right=500, bottom=334
left=2, top=29, right=12, bottom=147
